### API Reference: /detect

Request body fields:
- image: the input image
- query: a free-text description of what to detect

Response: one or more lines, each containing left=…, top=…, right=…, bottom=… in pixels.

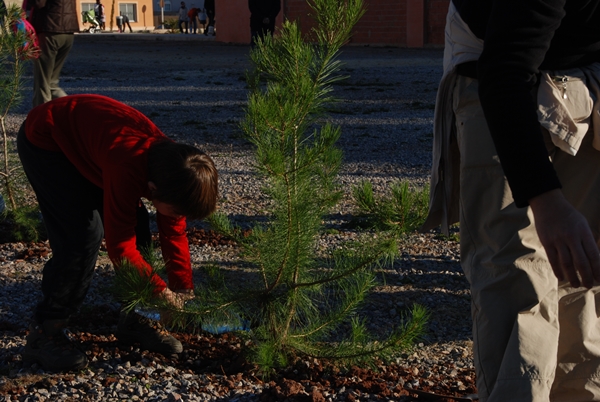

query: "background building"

left=6, top=0, right=450, bottom=46
left=6, top=0, right=155, bottom=32
left=218, top=0, right=449, bottom=47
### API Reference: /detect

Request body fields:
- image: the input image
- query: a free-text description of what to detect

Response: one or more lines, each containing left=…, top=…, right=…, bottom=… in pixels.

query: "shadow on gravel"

left=12, top=39, right=443, bottom=171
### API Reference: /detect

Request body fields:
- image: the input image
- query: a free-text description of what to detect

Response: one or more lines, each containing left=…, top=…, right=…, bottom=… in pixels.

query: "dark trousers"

left=206, top=10, right=215, bottom=28
left=178, top=19, right=188, bottom=33
left=17, top=123, right=151, bottom=323
left=251, top=23, right=275, bottom=47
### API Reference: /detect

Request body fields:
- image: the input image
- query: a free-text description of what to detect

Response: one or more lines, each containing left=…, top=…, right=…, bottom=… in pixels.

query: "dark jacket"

left=249, top=0, right=280, bottom=30
left=453, top=0, right=600, bottom=206
left=30, top=0, right=79, bottom=34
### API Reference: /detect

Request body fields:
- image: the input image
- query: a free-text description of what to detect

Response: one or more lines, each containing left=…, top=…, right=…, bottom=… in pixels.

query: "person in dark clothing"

left=93, top=0, right=104, bottom=30
left=178, top=1, right=188, bottom=33
left=28, top=0, right=79, bottom=107
left=423, top=1, right=600, bottom=401
left=203, top=0, right=214, bottom=35
left=248, top=0, right=280, bottom=47
left=18, top=94, right=219, bottom=372
left=121, top=12, right=132, bottom=33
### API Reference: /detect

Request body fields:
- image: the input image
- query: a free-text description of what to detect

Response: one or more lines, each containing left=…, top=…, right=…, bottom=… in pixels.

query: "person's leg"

left=127, top=22, right=133, bottom=33
left=178, top=19, right=184, bottom=33
left=17, top=124, right=104, bottom=322
left=17, top=123, right=103, bottom=371
left=250, top=29, right=258, bottom=47
left=455, top=75, right=559, bottom=402
left=267, top=21, right=275, bottom=37
left=113, top=200, right=183, bottom=356
left=32, top=33, right=56, bottom=107
left=548, top=128, right=600, bottom=401
left=207, top=10, right=215, bottom=34
left=135, top=201, right=152, bottom=253
left=48, top=34, right=74, bottom=101
left=184, top=20, right=188, bottom=33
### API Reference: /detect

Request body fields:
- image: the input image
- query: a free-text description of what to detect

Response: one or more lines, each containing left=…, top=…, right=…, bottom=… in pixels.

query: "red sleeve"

left=157, top=213, right=193, bottom=291
left=103, top=158, right=168, bottom=293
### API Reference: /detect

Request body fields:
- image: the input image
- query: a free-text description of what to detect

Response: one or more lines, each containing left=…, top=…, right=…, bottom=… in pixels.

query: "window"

left=119, top=3, right=137, bottom=22
left=156, top=0, right=171, bottom=11
left=81, top=2, right=95, bottom=12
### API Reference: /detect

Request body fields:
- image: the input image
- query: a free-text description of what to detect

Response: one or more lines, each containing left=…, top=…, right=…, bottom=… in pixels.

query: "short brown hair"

left=147, top=141, right=218, bottom=220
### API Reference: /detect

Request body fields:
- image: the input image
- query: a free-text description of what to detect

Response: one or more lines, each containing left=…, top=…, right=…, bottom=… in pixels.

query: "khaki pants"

left=32, top=33, right=74, bottom=108
left=454, top=75, right=600, bottom=402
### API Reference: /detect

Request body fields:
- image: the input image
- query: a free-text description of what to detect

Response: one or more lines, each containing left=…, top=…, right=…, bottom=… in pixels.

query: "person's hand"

left=262, top=17, right=270, bottom=24
left=159, top=288, right=195, bottom=310
left=529, top=189, right=600, bottom=288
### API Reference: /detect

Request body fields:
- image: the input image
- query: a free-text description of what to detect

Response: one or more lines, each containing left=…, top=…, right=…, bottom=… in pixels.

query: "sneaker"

left=117, top=311, right=183, bottom=355
left=22, top=319, right=88, bottom=372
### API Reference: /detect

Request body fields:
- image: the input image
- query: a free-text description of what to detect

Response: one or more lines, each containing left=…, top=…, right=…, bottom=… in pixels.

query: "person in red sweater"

left=187, top=6, right=200, bottom=34
left=17, top=94, right=219, bottom=372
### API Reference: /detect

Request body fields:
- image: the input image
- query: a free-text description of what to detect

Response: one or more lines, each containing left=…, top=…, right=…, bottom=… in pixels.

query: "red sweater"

left=25, top=94, right=193, bottom=292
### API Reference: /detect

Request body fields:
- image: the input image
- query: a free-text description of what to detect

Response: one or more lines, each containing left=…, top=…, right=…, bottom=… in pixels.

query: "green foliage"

left=112, top=0, right=427, bottom=375
left=207, top=0, right=426, bottom=374
left=434, top=223, right=460, bottom=242
left=163, top=17, right=179, bottom=34
left=7, top=205, right=46, bottom=242
left=1, top=3, right=38, bottom=211
left=352, top=180, right=430, bottom=234
left=0, top=3, right=43, bottom=243
left=111, top=248, right=166, bottom=314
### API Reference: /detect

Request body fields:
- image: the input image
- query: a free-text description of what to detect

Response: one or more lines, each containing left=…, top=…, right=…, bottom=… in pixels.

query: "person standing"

left=28, top=0, right=79, bottom=108
left=203, top=0, right=214, bottom=36
left=93, top=0, right=104, bottom=30
left=198, top=7, right=207, bottom=34
left=187, top=6, right=200, bottom=34
left=423, top=0, right=600, bottom=401
left=248, top=0, right=280, bottom=47
left=18, top=94, right=219, bottom=372
left=178, top=1, right=188, bottom=34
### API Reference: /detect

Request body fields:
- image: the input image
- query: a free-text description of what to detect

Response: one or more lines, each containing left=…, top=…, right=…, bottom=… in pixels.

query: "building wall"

left=79, top=0, right=156, bottom=31
left=217, top=0, right=283, bottom=44
left=426, top=0, right=448, bottom=45
left=5, top=0, right=155, bottom=31
left=7, top=0, right=449, bottom=44
left=216, top=0, right=449, bottom=47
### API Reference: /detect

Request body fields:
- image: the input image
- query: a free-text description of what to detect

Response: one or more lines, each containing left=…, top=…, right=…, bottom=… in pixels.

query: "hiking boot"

left=116, top=311, right=183, bottom=355
left=22, top=319, right=88, bottom=372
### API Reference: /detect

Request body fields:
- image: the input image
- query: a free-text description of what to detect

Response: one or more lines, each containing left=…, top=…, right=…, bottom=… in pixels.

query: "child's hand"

left=159, top=288, right=195, bottom=310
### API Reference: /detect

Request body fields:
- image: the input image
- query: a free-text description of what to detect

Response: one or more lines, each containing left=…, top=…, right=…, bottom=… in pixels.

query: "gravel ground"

left=0, top=33, right=476, bottom=401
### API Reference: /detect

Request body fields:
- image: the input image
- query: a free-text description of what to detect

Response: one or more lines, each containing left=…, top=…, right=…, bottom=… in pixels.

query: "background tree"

left=0, top=2, right=39, bottom=209
left=0, top=3, right=45, bottom=242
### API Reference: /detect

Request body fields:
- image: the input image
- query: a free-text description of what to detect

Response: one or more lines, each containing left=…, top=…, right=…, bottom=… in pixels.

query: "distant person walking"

left=28, top=0, right=80, bottom=107
left=203, top=0, right=214, bottom=35
left=178, top=1, right=188, bottom=33
left=249, top=0, right=280, bottom=47
left=93, top=0, right=104, bottom=30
